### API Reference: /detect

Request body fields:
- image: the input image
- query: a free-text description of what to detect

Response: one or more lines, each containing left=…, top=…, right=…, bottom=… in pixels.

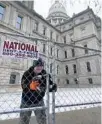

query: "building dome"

left=49, top=0, right=67, bottom=16
left=47, top=0, right=69, bottom=25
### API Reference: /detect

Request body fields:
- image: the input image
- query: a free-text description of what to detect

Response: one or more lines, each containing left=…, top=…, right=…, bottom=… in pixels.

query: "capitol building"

left=0, top=0, right=101, bottom=88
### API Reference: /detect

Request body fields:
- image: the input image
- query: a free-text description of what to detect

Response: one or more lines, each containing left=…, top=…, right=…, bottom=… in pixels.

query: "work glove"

left=49, top=83, right=57, bottom=92
left=30, top=79, right=40, bottom=91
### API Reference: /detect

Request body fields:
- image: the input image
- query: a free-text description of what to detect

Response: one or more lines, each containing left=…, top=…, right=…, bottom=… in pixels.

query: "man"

left=19, top=58, right=57, bottom=124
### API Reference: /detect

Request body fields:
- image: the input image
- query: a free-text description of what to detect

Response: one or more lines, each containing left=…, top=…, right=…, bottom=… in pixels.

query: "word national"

left=1, top=40, right=39, bottom=59
left=3, top=40, right=38, bottom=52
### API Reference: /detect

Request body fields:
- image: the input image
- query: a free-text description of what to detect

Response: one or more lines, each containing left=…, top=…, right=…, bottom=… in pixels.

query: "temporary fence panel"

left=0, top=32, right=101, bottom=124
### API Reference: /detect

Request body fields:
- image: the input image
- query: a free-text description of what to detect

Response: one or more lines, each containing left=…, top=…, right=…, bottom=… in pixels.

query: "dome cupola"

left=47, top=0, right=69, bottom=25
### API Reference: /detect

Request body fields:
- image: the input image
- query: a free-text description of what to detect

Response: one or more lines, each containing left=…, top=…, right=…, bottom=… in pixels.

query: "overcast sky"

left=34, top=0, right=102, bottom=18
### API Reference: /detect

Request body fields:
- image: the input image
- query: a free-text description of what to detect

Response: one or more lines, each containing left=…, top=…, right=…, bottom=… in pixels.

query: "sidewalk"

left=0, top=107, right=101, bottom=124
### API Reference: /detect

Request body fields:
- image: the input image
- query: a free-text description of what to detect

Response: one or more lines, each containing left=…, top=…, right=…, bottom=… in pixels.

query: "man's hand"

left=30, top=80, right=40, bottom=91
left=49, top=83, right=57, bottom=92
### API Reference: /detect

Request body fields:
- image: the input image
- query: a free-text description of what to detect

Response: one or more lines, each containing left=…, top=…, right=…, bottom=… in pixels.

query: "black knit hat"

left=34, top=58, right=44, bottom=66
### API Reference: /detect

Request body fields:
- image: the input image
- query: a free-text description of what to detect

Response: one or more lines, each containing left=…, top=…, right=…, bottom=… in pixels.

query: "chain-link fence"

left=0, top=32, right=101, bottom=124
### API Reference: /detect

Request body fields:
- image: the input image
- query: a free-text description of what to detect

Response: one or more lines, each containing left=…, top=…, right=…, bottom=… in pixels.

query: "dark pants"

left=19, top=100, right=46, bottom=124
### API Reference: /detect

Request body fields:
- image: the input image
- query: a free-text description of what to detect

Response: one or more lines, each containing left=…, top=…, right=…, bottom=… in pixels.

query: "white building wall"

left=0, top=1, right=101, bottom=87
left=74, top=21, right=94, bottom=40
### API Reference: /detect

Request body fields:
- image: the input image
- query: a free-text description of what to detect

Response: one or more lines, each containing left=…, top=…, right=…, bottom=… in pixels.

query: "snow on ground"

left=0, top=88, right=101, bottom=120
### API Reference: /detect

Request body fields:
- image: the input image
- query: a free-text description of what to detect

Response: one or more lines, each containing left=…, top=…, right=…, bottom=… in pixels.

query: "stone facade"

left=0, top=1, right=101, bottom=87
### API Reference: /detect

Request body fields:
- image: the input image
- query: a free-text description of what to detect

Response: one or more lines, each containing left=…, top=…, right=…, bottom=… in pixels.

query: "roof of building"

left=15, top=1, right=101, bottom=33
left=55, top=7, right=94, bottom=27
left=15, top=1, right=61, bottom=32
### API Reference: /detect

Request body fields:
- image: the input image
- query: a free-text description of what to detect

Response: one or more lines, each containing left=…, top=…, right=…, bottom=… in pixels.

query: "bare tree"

left=51, top=0, right=101, bottom=17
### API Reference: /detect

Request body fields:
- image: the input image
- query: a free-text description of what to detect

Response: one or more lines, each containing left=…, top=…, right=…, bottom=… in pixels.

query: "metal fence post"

left=46, top=39, right=50, bottom=124
left=52, top=43, right=56, bottom=124
left=46, top=74, right=50, bottom=124
left=52, top=91, right=55, bottom=124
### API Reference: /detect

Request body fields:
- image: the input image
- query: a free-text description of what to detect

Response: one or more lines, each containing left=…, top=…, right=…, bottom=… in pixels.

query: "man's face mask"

left=34, top=66, right=43, bottom=74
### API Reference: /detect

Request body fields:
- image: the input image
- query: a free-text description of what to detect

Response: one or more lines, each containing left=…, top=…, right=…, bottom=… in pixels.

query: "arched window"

left=57, top=49, right=59, bottom=58
left=65, top=51, right=67, bottom=58
left=50, top=63, right=53, bottom=73
left=86, top=62, right=91, bottom=72
left=72, top=49, right=75, bottom=57
left=50, top=47, right=52, bottom=56
left=66, top=79, right=69, bottom=85
left=66, top=65, right=68, bottom=74
left=57, top=65, right=59, bottom=74
left=0, top=5, right=5, bottom=20
left=88, top=78, right=93, bottom=84
left=73, top=64, right=77, bottom=74
left=9, top=72, right=20, bottom=84
left=74, top=78, right=78, bottom=84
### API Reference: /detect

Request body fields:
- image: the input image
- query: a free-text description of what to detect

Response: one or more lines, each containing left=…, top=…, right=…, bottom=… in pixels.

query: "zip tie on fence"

left=0, top=106, right=47, bottom=115
left=55, top=101, right=101, bottom=108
